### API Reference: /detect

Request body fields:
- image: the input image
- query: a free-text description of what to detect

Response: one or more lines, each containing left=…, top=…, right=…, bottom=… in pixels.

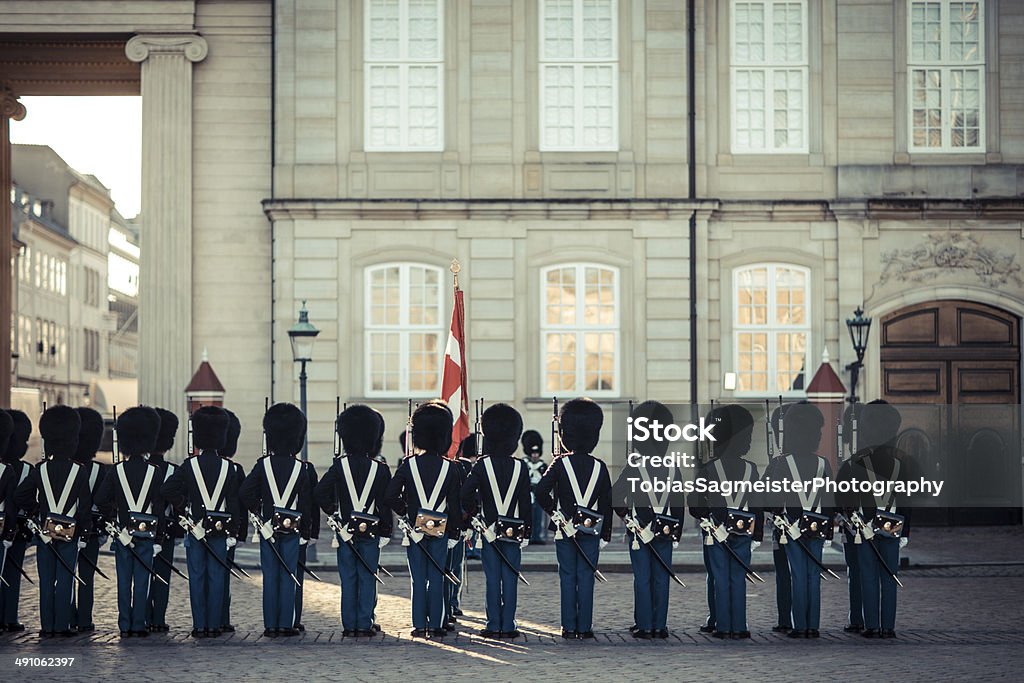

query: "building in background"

left=10, top=143, right=138, bottom=415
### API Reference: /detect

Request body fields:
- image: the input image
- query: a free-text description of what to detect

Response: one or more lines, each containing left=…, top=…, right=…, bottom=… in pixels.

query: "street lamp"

left=288, top=300, right=319, bottom=462
left=845, top=306, right=873, bottom=403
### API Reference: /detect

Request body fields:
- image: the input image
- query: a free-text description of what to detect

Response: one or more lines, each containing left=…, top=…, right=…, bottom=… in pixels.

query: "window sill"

left=897, top=152, right=992, bottom=165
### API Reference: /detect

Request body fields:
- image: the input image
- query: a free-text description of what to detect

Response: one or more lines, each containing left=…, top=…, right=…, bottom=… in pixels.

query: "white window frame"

left=540, top=263, right=620, bottom=398
left=732, top=263, right=811, bottom=398
left=907, top=0, right=986, bottom=153
left=363, top=0, right=445, bottom=152
left=730, top=0, right=810, bottom=154
left=364, top=262, right=445, bottom=397
left=538, top=0, right=620, bottom=152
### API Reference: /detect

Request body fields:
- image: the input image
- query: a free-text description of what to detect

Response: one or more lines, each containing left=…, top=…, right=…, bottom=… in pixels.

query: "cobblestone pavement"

left=1, top=547, right=1022, bottom=682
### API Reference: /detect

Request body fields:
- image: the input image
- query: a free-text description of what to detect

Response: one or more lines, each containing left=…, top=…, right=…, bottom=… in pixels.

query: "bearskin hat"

left=74, top=407, right=105, bottom=462
left=153, top=408, right=179, bottom=454
left=411, top=400, right=453, bottom=456
left=192, top=406, right=230, bottom=452
left=339, top=404, right=381, bottom=457
left=481, top=403, right=523, bottom=458
left=521, top=429, right=543, bottom=456
left=221, top=409, right=241, bottom=458
left=263, top=403, right=306, bottom=456
left=559, top=398, right=604, bottom=455
left=116, top=406, right=161, bottom=457
left=40, top=405, right=81, bottom=459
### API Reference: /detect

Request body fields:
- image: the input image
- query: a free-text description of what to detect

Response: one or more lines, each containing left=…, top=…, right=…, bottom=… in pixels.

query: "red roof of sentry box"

left=185, top=349, right=225, bottom=394
left=806, top=348, right=846, bottom=396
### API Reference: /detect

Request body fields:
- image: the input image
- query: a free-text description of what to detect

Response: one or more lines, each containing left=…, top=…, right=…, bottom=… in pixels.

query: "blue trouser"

left=446, top=538, right=465, bottom=614
left=707, top=535, right=751, bottom=634
left=293, top=543, right=306, bottom=627
left=701, top=535, right=716, bottom=628
left=554, top=534, right=600, bottom=633
left=629, top=535, right=673, bottom=632
left=1, top=538, right=28, bottom=626
left=222, top=545, right=235, bottom=627
left=406, top=536, right=447, bottom=630
left=36, top=538, right=78, bottom=633
left=337, top=537, right=381, bottom=631
left=784, top=537, right=825, bottom=631
left=261, top=534, right=300, bottom=630
left=773, top=542, right=792, bottom=627
left=844, top=536, right=864, bottom=627
left=858, top=537, right=900, bottom=631
left=71, top=535, right=100, bottom=628
left=481, top=539, right=522, bottom=632
left=114, top=538, right=154, bottom=632
left=184, top=534, right=227, bottom=631
left=148, top=541, right=175, bottom=627
left=531, top=503, right=548, bottom=542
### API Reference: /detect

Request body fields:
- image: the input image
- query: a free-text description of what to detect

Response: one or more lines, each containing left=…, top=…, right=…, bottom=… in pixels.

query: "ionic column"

left=1, top=86, right=27, bottom=407
left=126, top=34, right=208, bottom=443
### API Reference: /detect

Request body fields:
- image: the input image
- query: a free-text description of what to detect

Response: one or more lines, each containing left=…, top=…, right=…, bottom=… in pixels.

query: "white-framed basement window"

left=733, top=263, right=810, bottom=396
left=542, top=263, right=619, bottom=396
left=364, top=0, right=444, bottom=151
left=365, top=263, right=444, bottom=396
left=730, top=0, right=809, bottom=154
left=908, top=0, right=985, bottom=152
left=539, top=0, right=619, bottom=151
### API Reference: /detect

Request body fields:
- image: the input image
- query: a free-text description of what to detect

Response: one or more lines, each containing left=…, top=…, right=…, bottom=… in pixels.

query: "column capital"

left=1, top=85, right=26, bottom=121
left=125, top=33, right=208, bottom=64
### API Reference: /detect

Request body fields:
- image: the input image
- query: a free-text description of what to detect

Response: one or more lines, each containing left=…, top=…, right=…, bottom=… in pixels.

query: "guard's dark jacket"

left=314, top=454, right=393, bottom=538
left=238, top=454, right=315, bottom=539
left=161, top=450, right=243, bottom=535
left=460, top=454, right=532, bottom=532
left=836, top=446, right=914, bottom=538
left=611, top=465, right=686, bottom=533
left=6, top=460, right=34, bottom=541
left=148, top=455, right=184, bottom=541
left=224, top=459, right=248, bottom=542
left=687, top=457, right=764, bottom=542
left=300, top=460, right=320, bottom=541
left=383, top=452, right=462, bottom=540
left=762, top=452, right=836, bottom=526
left=535, top=453, right=613, bottom=543
left=0, top=462, right=19, bottom=542
left=78, top=460, right=109, bottom=528
left=94, top=455, right=164, bottom=533
left=15, top=457, right=92, bottom=539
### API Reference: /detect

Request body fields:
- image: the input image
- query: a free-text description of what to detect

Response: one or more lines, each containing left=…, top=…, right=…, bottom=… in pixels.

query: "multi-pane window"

left=365, top=263, right=443, bottom=395
left=731, top=0, right=808, bottom=153
left=84, top=329, right=101, bottom=372
left=365, top=0, right=444, bottom=151
left=733, top=264, right=810, bottom=395
left=908, top=1, right=984, bottom=151
left=539, top=0, right=618, bottom=151
left=542, top=264, right=619, bottom=395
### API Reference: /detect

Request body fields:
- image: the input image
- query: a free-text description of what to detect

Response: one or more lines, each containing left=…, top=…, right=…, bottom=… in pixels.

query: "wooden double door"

left=879, top=300, right=1021, bottom=525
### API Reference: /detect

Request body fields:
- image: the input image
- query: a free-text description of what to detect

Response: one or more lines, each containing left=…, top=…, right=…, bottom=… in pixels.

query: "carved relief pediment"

left=880, top=232, right=1023, bottom=289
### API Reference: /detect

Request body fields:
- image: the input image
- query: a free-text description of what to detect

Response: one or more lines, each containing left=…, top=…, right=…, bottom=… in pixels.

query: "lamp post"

left=287, top=301, right=319, bottom=462
left=845, top=306, right=873, bottom=404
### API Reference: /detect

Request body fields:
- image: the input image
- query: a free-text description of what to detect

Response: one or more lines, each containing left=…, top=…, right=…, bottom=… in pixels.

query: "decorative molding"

left=879, top=231, right=1023, bottom=289
left=125, top=34, right=208, bottom=64
left=0, top=85, right=26, bottom=121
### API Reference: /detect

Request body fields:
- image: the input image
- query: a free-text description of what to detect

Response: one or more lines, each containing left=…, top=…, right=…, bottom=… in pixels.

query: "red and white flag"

left=441, top=273, right=470, bottom=459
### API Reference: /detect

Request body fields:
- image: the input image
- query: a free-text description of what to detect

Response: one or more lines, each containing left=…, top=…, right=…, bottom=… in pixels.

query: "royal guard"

left=768, top=402, right=794, bottom=634
left=69, top=407, right=108, bottom=633
left=384, top=400, right=462, bottom=638
left=218, top=409, right=246, bottom=632
left=835, top=402, right=865, bottom=635
left=315, top=404, right=393, bottom=636
left=95, top=407, right=165, bottom=637
left=521, top=430, right=548, bottom=545
left=1, top=410, right=34, bottom=632
left=292, top=419, right=319, bottom=633
left=147, top=407, right=182, bottom=633
left=15, top=406, right=90, bottom=637
left=239, top=403, right=315, bottom=638
left=445, top=432, right=476, bottom=628
left=161, top=406, right=239, bottom=638
left=536, top=398, right=612, bottom=640
left=0, top=413, right=18, bottom=624
left=460, top=403, right=531, bottom=638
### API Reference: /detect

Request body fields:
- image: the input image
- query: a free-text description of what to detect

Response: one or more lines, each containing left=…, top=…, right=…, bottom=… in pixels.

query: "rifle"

left=404, top=399, right=413, bottom=460
left=333, top=396, right=341, bottom=458
left=777, top=395, right=785, bottom=453
left=186, top=404, right=193, bottom=459
left=765, top=398, right=775, bottom=459
left=112, top=405, right=121, bottom=464
left=262, top=397, right=269, bottom=457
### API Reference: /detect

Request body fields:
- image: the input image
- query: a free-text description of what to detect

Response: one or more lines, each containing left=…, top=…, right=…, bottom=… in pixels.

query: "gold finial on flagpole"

left=450, top=258, right=461, bottom=289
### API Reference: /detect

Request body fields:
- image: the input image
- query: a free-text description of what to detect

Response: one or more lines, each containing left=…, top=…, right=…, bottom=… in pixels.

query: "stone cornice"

left=262, top=198, right=715, bottom=221
left=125, top=34, right=208, bottom=64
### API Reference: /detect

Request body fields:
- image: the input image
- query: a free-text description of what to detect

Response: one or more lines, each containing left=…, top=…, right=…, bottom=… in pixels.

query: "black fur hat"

left=116, top=406, right=161, bottom=456
left=411, top=400, right=453, bottom=455
left=153, top=408, right=179, bottom=453
left=458, top=433, right=478, bottom=459
left=221, top=409, right=241, bottom=458
left=521, top=429, right=543, bottom=456
left=717, top=404, right=754, bottom=459
left=74, top=407, right=105, bottom=462
left=630, top=400, right=674, bottom=458
left=559, top=398, right=604, bottom=455
left=371, top=410, right=386, bottom=456
left=0, top=410, right=13, bottom=460
left=3, top=409, right=32, bottom=462
left=482, top=403, right=522, bottom=458
left=858, top=400, right=901, bottom=452
left=40, top=405, right=81, bottom=459
left=339, top=404, right=379, bottom=457
left=782, top=401, right=824, bottom=455
left=192, top=406, right=230, bottom=452
left=263, top=403, right=306, bottom=456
